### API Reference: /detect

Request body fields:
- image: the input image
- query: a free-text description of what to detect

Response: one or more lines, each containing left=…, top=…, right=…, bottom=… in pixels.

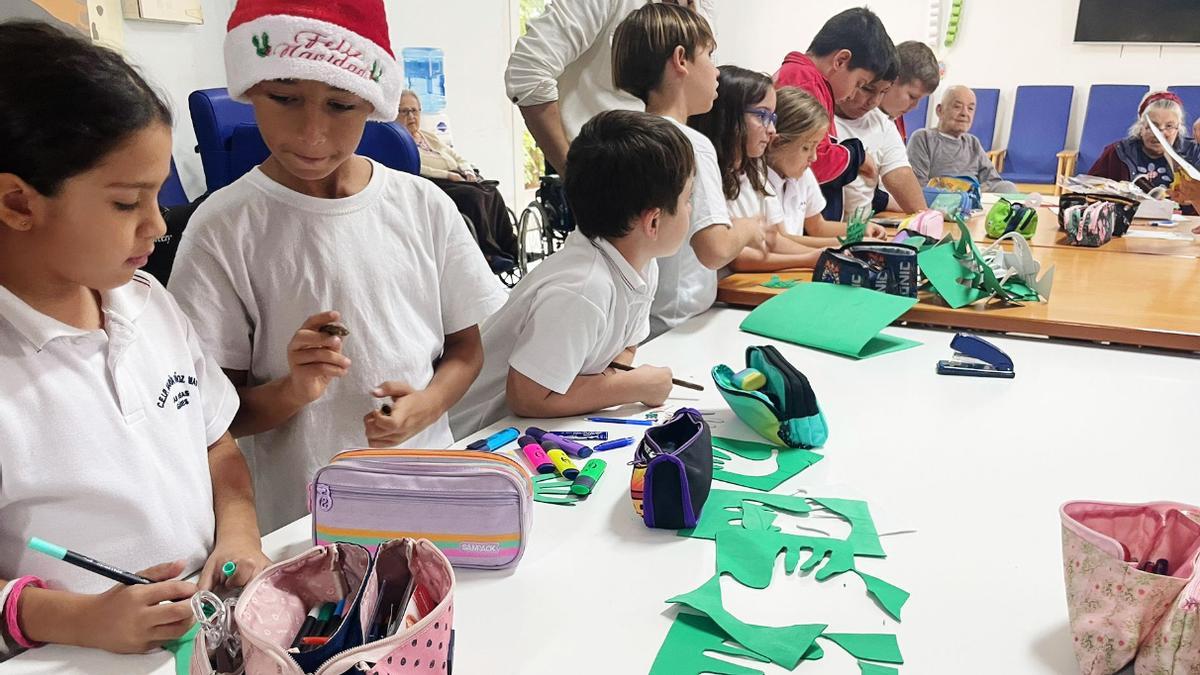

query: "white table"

left=6, top=309, right=1199, bottom=674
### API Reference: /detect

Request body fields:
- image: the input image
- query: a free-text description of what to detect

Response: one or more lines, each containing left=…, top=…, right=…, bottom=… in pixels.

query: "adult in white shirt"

left=834, top=76, right=926, bottom=219
left=505, top=0, right=714, bottom=174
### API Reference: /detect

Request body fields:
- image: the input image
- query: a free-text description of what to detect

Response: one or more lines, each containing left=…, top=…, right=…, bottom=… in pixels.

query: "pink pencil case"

left=1061, top=500, right=1200, bottom=674
left=225, top=539, right=454, bottom=675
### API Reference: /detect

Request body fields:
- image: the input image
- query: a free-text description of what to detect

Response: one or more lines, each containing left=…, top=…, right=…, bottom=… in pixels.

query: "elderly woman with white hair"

left=397, top=89, right=519, bottom=267
left=1087, top=91, right=1200, bottom=202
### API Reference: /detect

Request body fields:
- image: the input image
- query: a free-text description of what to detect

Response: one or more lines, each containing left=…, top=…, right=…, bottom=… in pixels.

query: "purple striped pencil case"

left=309, top=449, right=533, bottom=570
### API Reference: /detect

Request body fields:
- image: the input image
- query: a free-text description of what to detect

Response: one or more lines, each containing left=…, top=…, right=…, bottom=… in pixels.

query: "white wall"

left=120, top=0, right=521, bottom=204
left=710, top=0, right=1200, bottom=152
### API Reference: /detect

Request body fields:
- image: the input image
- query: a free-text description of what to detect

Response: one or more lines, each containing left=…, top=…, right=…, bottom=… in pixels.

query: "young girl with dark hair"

left=0, top=21, right=267, bottom=657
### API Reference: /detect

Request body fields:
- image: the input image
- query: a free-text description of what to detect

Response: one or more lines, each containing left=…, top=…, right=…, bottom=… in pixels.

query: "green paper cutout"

left=649, top=612, right=769, bottom=675
left=839, top=206, right=872, bottom=244
left=715, top=448, right=824, bottom=491
left=760, top=275, right=800, bottom=289
left=820, top=632, right=904, bottom=664
left=738, top=501, right=779, bottom=532
left=917, top=243, right=985, bottom=308
left=716, top=529, right=855, bottom=587
left=808, top=497, right=887, bottom=558
left=853, top=570, right=910, bottom=621
left=164, top=623, right=201, bottom=675
left=740, top=284, right=921, bottom=359
left=679, top=489, right=812, bottom=541
left=804, top=643, right=825, bottom=660
left=859, top=661, right=900, bottom=675
left=713, top=437, right=775, bottom=460
left=532, top=476, right=580, bottom=505
left=667, top=576, right=826, bottom=670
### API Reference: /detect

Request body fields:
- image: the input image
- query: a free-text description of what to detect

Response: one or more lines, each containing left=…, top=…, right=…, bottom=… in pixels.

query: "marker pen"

left=546, top=448, right=579, bottom=479
left=27, top=537, right=151, bottom=585
left=518, top=435, right=556, bottom=474
left=570, top=459, right=607, bottom=495
left=550, top=430, right=609, bottom=441
left=467, top=426, right=520, bottom=451
left=594, top=437, right=634, bottom=452
left=585, top=417, right=653, bottom=426
left=291, top=606, right=321, bottom=649
left=525, top=426, right=593, bottom=458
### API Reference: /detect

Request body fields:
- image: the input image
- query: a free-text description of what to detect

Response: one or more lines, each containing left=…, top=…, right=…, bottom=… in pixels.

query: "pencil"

left=608, top=361, right=704, bottom=391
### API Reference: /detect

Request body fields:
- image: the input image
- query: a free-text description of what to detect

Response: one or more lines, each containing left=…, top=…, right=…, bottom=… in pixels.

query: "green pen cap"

left=222, top=561, right=237, bottom=577
left=28, top=537, right=67, bottom=560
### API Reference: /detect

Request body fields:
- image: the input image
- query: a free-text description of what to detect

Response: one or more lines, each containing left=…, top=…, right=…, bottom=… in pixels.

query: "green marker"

left=27, top=537, right=151, bottom=585
left=570, top=458, right=607, bottom=496
left=222, top=561, right=237, bottom=578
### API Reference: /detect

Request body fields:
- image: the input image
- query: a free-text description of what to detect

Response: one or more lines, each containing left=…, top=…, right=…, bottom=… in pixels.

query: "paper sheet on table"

left=739, top=284, right=920, bottom=359
left=1123, top=229, right=1196, bottom=241
left=1146, top=114, right=1200, bottom=181
left=917, top=245, right=986, bottom=308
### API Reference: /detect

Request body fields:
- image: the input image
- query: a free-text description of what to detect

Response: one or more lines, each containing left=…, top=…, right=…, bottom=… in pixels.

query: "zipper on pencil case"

left=330, top=449, right=532, bottom=494
left=319, top=484, right=518, bottom=505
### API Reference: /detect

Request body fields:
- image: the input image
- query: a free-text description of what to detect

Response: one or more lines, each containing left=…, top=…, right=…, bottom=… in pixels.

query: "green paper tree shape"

left=648, top=612, right=769, bottom=675
left=712, top=437, right=824, bottom=492
left=667, top=576, right=826, bottom=670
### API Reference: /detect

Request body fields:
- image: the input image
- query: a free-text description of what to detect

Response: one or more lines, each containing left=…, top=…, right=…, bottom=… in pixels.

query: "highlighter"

left=546, top=448, right=579, bottom=479
left=732, top=368, right=766, bottom=391
left=570, top=458, right=607, bottom=495
left=467, top=426, right=520, bottom=452
left=518, top=435, right=556, bottom=474
left=525, top=426, right=593, bottom=458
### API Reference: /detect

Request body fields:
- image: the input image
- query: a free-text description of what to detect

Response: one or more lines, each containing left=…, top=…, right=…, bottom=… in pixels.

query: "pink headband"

left=1138, top=91, right=1183, bottom=117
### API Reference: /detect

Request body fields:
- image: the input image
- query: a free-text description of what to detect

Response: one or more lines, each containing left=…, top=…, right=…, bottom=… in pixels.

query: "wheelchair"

left=515, top=174, right=575, bottom=272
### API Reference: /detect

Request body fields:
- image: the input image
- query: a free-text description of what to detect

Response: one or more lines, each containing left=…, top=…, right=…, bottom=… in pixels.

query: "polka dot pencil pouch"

left=228, top=539, right=455, bottom=675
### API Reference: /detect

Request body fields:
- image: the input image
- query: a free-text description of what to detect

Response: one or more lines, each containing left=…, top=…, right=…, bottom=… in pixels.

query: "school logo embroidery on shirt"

left=156, top=371, right=198, bottom=411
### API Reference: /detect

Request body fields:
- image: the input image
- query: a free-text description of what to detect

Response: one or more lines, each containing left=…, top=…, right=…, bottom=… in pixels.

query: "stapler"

left=936, top=333, right=1015, bottom=378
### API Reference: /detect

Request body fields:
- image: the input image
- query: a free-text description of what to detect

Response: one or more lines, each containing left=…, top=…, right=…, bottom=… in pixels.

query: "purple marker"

left=525, top=426, right=593, bottom=458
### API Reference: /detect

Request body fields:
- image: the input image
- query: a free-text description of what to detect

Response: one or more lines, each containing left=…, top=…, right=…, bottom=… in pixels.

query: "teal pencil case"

left=711, top=345, right=828, bottom=449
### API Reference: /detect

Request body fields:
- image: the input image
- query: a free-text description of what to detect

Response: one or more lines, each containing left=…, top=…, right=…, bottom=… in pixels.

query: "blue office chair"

left=901, top=96, right=929, bottom=140
left=970, top=88, right=1001, bottom=152
left=158, top=159, right=189, bottom=207
left=1168, top=86, right=1200, bottom=135
left=1000, top=85, right=1074, bottom=186
left=188, top=87, right=419, bottom=192
left=1062, top=84, right=1150, bottom=182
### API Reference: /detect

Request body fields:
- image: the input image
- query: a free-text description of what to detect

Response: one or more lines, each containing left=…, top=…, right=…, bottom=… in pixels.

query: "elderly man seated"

left=907, top=85, right=1017, bottom=192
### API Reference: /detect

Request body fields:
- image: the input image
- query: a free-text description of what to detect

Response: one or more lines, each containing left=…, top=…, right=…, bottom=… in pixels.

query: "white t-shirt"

left=168, top=160, right=507, bottom=531
left=505, top=0, right=715, bottom=141
left=767, top=167, right=825, bottom=236
left=0, top=272, right=238, bottom=594
left=650, top=117, right=730, bottom=337
left=450, top=231, right=656, bottom=436
left=834, top=109, right=910, bottom=219
left=728, top=171, right=784, bottom=224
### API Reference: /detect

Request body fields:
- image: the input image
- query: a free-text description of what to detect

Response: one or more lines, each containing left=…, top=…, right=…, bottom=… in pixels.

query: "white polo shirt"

left=0, top=272, right=237, bottom=594
left=728, top=171, right=784, bottom=225
left=835, top=108, right=911, bottom=219
left=450, top=231, right=656, bottom=436
left=767, top=167, right=825, bottom=236
left=650, top=117, right=730, bottom=338
left=505, top=0, right=715, bottom=141
left=168, top=160, right=508, bottom=531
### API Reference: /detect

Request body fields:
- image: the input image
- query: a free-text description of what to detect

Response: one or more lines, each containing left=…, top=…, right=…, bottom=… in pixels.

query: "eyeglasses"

left=398, top=107, right=421, bottom=117
left=745, top=107, right=777, bottom=129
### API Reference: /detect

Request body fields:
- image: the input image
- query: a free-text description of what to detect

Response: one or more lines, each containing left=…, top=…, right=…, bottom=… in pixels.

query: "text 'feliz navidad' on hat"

left=224, top=0, right=401, bottom=121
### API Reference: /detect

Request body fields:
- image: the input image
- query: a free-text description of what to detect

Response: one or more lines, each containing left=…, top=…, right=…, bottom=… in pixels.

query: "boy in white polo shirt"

left=0, top=21, right=266, bottom=657
left=450, top=110, right=690, bottom=435
left=169, top=0, right=506, bottom=531
left=611, top=3, right=769, bottom=338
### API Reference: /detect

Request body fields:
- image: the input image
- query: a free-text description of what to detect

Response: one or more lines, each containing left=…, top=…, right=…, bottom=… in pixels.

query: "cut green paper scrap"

left=648, top=612, right=769, bottom=675
left=760, top=275, right=800, bottom=289
left=820, top=632, right=904, bottom=665
left=859, top=661, right=900, bottom=675
left=681, top=489, right=887, bottom=560
left=739, top=501, right=779, bottom=532
left=667, top=575, right=826, bottom=670
left=532, top=475, right=579, bottom=506
left=713, top=436, right=775, bottom=461
left=840, top=206, right=872, bottom=244
left=713, top=529, right=909, bottom=620
left=164, top=623, right=202, bottom=675
left=713, top=446, right=824, bottom=492
left=679, top=489, right=812, bottom=541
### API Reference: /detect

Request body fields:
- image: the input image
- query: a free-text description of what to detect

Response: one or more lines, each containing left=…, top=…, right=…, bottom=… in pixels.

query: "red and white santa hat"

left=224, top=0, right=400, bottom=121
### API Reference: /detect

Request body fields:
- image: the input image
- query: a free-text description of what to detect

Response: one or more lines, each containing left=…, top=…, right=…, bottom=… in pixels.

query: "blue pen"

left=467, top=426, right=520, bottom=451
left=594, top=437, right=634, bottom=451
left=586, top=417, right=653, bottom=426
